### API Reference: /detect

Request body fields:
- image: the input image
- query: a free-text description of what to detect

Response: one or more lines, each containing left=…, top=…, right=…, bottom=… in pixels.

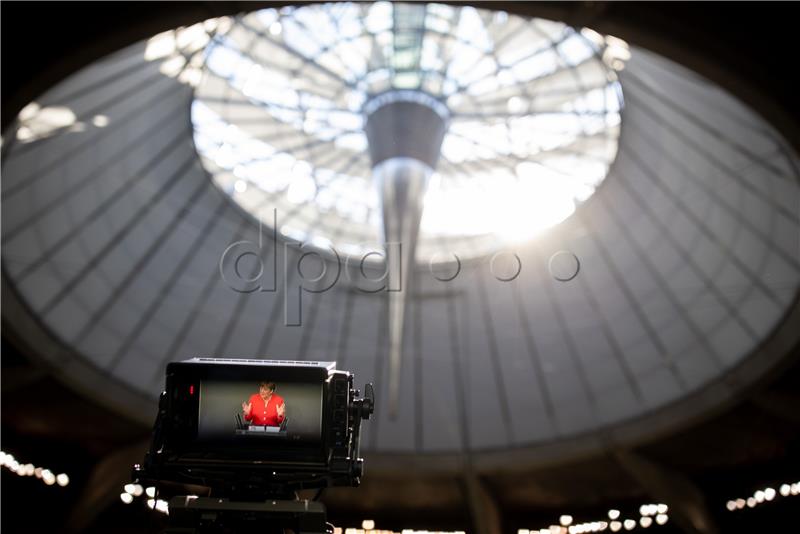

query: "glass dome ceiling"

left=190, top=2, right=624, bottom=263
left=3, top=0, right=799, bottom=459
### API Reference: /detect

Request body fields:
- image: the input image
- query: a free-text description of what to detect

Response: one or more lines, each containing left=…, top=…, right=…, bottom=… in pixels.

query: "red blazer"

left=244, top=393, right=285, bottom=426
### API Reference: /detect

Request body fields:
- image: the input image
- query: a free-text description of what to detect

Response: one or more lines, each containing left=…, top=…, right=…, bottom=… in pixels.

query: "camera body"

left=134, top=358, right=374, bottom=495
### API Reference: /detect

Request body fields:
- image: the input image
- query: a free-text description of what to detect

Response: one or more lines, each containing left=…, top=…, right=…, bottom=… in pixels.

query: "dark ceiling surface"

left=2, top=2, right=799, bottom=534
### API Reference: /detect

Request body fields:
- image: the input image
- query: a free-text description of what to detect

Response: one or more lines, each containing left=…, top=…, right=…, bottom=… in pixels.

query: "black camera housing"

left=133, top=358, right=373, bottom=495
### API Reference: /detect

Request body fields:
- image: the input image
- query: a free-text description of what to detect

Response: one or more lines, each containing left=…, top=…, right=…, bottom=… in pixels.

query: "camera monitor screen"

left=198, top=378, right=322, bottom=444
left=167, top=359, right=333, bottom=464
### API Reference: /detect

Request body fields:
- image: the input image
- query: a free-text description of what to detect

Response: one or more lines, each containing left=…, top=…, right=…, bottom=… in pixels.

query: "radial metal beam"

left=66, top=439, right=151, bottom=533
left=613, top=449, right=719, bottom=534
left=462, top=462, right=503, bottom=534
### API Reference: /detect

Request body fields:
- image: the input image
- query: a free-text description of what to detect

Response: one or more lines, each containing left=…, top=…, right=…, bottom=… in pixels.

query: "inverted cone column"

left=364, top=91, right=448, bottom=417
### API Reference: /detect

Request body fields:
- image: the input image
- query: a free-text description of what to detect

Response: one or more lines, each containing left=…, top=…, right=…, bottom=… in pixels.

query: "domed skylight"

left=190, top=2, right=624, bottom=264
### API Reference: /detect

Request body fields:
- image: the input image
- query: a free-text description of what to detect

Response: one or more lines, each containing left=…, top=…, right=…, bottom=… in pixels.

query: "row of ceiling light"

left=120, top=483, right=169, bottom=513
left=0, top=451, right=69, bottom=487
left=332, top=511, right=669, bottom=534
left=516, top=504, right=669, bottom=534
left=114, top=479, right=800, bottom=530
left=725, top=481, right=800, bottom=511
left=520, top=480, right=800, bottom=534
left=337, top=528, right=465, bottom=534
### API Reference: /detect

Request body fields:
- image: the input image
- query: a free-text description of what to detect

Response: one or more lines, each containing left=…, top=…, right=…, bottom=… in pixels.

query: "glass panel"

left=191, top=2, right=625, bottom=263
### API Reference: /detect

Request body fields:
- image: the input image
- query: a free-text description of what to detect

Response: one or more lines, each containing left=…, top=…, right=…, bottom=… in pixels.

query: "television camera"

left=133, top=358, right=374, bottom=533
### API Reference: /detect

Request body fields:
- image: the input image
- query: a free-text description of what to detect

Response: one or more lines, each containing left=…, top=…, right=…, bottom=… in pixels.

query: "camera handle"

left=346, top=383, right=375, bottom=484
left=352, top=383, right=375, bottom=421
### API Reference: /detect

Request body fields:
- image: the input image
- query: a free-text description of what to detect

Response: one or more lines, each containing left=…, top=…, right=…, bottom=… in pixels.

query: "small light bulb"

left=92, top=115, right=109, bottom=127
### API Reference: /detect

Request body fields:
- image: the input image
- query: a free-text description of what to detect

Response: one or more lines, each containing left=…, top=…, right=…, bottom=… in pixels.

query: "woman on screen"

left=242, top=381, right=286, bottom=426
